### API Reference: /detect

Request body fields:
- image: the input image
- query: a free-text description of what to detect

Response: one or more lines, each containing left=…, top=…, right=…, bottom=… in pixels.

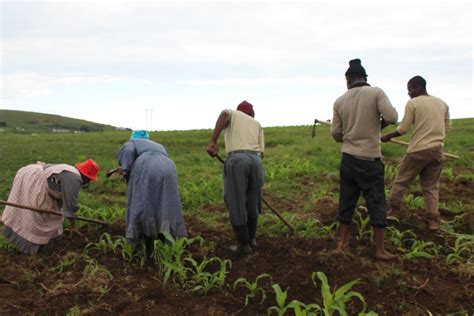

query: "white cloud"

left=1, top=72, right=152, bottom=99
left=0, top=1, right=472, bottom=130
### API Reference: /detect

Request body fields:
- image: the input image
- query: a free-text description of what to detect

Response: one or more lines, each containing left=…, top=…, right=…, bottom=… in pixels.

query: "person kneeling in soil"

left=331, top=59, right=398, bottom=261
left=117, top=130, right=187, bottom=258
left=381, top=76, right=450, bottom=231
left=207, top=101, right=265, bottom=256
left=1, top=159, right=99, bottom=254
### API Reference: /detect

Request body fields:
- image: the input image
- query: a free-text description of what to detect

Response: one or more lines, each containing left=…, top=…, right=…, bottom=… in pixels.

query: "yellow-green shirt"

left=397, top=95, right=450, bottom=153
left=223, top=110, right=264, bottom=154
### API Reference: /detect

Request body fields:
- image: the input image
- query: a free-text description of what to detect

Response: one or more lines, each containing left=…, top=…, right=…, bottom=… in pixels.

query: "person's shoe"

left=229, top=243, right=252, bottom=255
left=248, top=218, right=258, bottom=249
left=427, top=219, right=440, bottom=231
left=230, top=225, right=252, bottom=256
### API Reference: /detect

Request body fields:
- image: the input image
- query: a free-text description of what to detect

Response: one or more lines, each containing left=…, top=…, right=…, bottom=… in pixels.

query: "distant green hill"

left=0, top=109, right=118, bottom=134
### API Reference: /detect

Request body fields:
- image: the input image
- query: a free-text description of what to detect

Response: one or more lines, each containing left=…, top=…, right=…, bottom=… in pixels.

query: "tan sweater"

left=397, top=95, right=450, bottom=153
left=331, top=85, right=398, bottom=158
left=223, top=110, right=265, bottom=154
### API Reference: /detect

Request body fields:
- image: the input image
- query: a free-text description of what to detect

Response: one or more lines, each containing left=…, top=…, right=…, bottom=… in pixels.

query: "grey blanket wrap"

left=117, top=139, right=187, bottom=245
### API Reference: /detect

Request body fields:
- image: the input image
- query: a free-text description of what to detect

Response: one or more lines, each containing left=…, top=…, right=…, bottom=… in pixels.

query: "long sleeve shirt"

left=397, top=95, right=450, bottom=153
left=331, top=85, right=398, bottom=158
left=117, top=139, right=168, bottom=173
left=46, top=169, right=82, bottom=218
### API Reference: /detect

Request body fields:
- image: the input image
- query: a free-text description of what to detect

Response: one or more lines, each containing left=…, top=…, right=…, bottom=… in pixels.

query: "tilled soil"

left=0, top=174, right=473, bottom=315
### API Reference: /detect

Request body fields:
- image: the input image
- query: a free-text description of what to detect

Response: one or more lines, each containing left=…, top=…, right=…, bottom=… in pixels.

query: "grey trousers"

left=223, top=153, right=264, bottom=226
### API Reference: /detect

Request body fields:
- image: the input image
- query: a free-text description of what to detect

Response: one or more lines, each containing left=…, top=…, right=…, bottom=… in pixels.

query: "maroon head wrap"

left=236, top=101, right=255, bottom=118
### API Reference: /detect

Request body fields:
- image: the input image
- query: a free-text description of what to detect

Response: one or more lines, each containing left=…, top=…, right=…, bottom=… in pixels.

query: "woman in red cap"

left=1, top=159, right=99, bottom=254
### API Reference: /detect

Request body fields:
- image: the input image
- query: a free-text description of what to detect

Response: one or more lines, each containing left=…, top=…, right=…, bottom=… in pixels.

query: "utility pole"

left=145, top=109, right=153, bottom=131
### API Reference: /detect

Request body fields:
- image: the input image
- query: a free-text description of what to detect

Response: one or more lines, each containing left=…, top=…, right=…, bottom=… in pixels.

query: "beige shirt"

left=397, top=95, right=450, bottom=153
left=331, top=85, right=398, bottom=158
left=223, top=110, right=264, bottom=154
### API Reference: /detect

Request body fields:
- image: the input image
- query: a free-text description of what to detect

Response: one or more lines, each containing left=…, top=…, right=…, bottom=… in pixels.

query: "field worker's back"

left=224, top=110, right=265, bottom=154
left=397, top=95, right=450, bottom=153
left=332, top=86, right=398, bottom=158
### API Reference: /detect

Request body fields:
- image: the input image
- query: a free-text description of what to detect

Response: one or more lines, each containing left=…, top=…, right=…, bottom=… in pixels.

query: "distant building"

left=52, top=129, right=69, bottom=133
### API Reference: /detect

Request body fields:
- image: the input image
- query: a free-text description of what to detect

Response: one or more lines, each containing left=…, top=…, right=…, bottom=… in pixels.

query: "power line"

left=145, top=109, right=153, bottom=131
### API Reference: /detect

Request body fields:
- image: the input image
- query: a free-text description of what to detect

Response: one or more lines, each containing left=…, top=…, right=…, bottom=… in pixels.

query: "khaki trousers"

left=389, top=146, right=444, bottom=219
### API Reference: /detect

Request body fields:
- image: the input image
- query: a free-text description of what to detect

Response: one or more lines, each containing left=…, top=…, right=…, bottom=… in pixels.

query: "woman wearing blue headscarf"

left=117, top=130, right=187, bottom=256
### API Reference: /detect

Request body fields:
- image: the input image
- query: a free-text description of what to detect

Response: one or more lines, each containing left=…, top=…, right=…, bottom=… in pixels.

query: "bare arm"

left=259, top=127, right=265, bottom=160
left=207, top=110, right=230, bottom=157
left=381, top=130, right=402, bottom=142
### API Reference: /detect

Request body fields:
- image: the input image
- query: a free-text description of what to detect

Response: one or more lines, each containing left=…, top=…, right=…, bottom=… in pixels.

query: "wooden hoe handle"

left=214, top=154, right=295, bottom=233
left=314, top=118, right=459, bottom=160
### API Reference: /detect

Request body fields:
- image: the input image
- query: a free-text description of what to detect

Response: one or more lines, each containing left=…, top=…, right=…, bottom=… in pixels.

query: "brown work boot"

left=427, top=219, right=440, bottom=231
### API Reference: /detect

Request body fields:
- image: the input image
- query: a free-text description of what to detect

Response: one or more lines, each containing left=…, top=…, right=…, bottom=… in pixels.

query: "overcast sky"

left=1, top=0, right=472, bottom=131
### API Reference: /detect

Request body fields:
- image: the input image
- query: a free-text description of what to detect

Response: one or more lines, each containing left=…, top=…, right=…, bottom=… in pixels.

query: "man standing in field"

left=207, top=101, right=265, bottom=256
left=331, top=58, right=398, bottom=260
left=381, top=76, right=450, bottom=231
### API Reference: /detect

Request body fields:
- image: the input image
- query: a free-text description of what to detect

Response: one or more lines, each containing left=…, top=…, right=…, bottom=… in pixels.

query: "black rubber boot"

left=145, top=236, right=155, bottom=259
left=248, top=218, right=258, bottom=249
left=230, top=225, right=252, bottom=255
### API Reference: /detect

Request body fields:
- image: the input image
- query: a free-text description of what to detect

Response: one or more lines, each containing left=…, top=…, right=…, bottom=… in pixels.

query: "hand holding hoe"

left=313, top=119, right=459, bottom=160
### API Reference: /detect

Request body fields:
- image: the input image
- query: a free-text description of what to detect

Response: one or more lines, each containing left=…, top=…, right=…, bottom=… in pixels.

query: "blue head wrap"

left=130, top=130, right=149, bottom=140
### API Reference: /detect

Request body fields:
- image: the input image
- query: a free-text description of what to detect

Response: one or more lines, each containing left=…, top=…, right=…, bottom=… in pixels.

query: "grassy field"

left=0, top=119, right=473, bottom=315
left=0, top=109, right=117, bottom=133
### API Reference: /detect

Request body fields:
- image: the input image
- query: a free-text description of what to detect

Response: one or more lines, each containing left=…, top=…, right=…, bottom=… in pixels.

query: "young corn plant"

left=267, top=284, right=291, bottom=316
left=0, top=235, right=17, bottom=252
left=386, top=227, right=417, bottom=250
left=185, top=257, right=232, bottom=295
left=403, top=194, right=424, bottom=210
left=445, top=235, right=473, bottom=266
left=114, top=236, right=141, bottom=264
left=384, top=164, right=399, bottom=181
left=54, top=252, right=79, bottom=273
left=154, top=233, right=204, bottom=287
left=233, top=273, right=271, bottom=306
left=354, top=207, right=373, bottom=242
left=442, top=167, right=455, bottom=180
left=311, top=271, right=371, bottom=316
left=440, top=213, right=468, bottom=236
left=84, top=232, right=118, bottom=255
left=82, top=258, right=114, bottom=299
left=83, top=258, right=113, bottom=279
left=402, top=239, right=441, bottom=260
left=287, top=300, right=321, bottom=316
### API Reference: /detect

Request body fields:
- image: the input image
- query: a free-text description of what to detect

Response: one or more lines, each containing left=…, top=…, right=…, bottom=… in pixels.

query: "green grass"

left=0, top=116, right=473, bottom=314
left=1, top=118, right=473, bottom=229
